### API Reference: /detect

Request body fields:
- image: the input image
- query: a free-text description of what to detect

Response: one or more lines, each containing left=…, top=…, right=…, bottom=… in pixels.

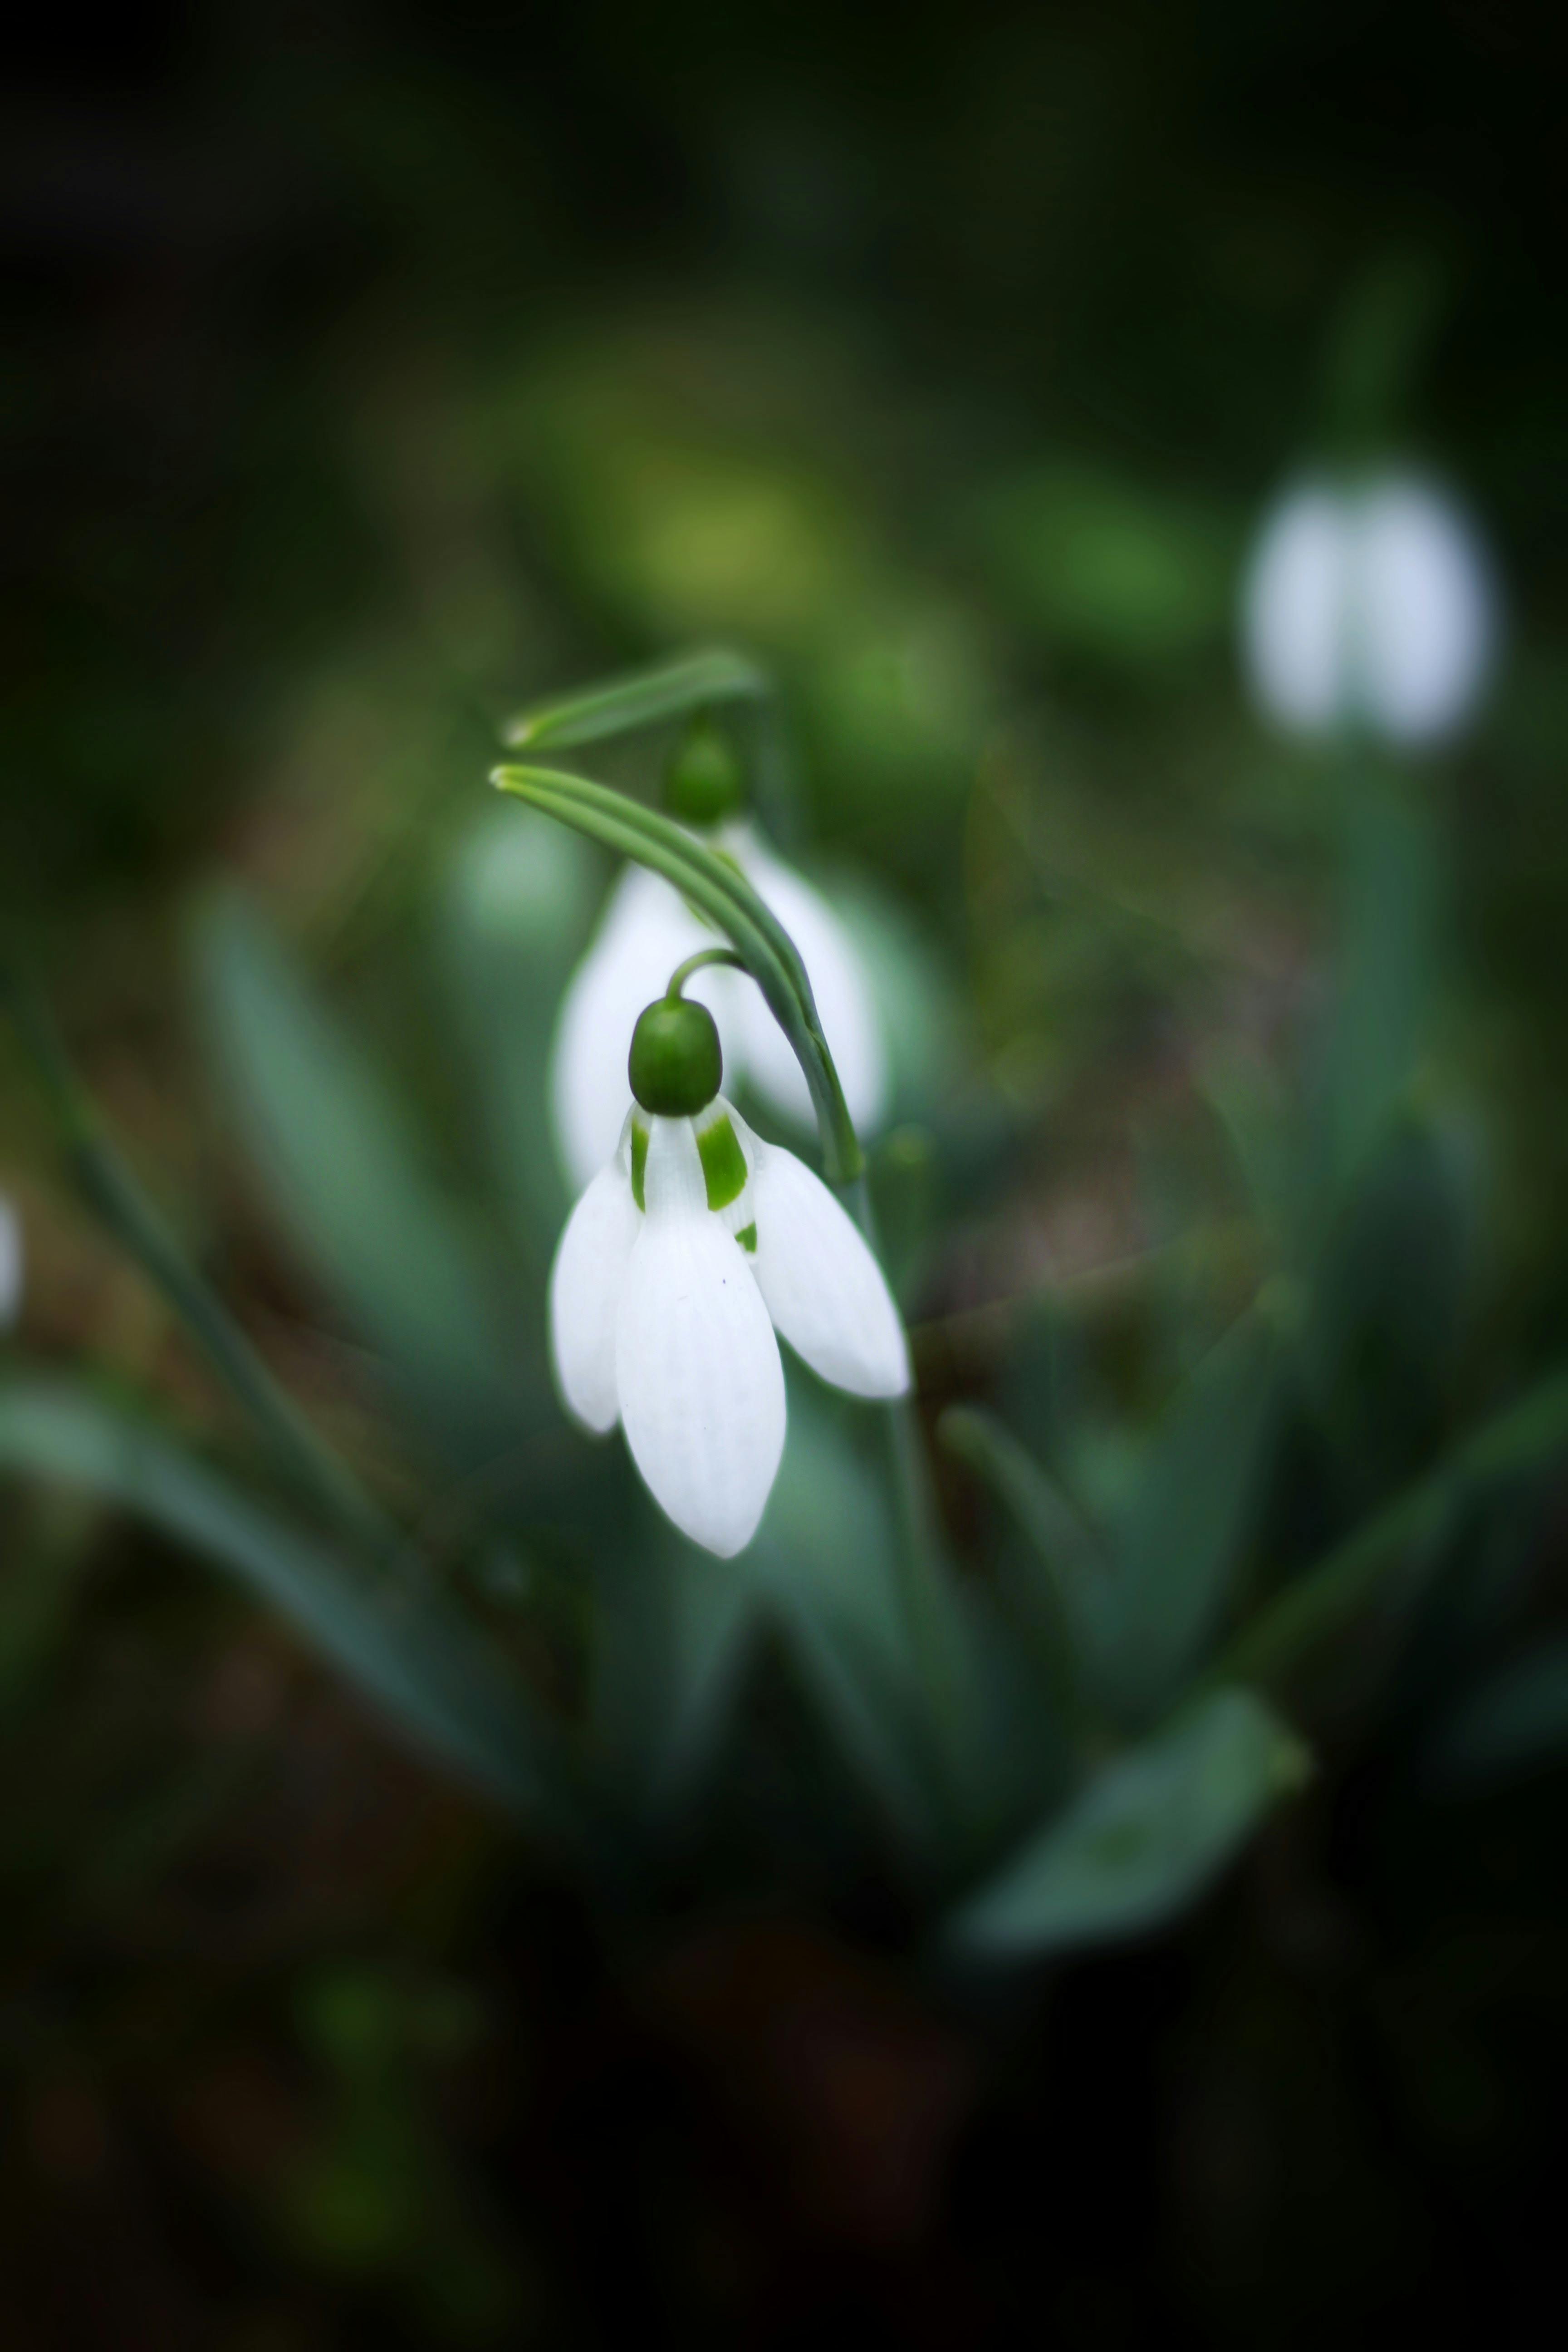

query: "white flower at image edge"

left=549, top=1101, right=909, bottom=1558
left=1241, top=472, right=1499, bottom=745
left=549, top=823, right=888, bottom=1192
left=0, top=1192, right=22, bottom=1329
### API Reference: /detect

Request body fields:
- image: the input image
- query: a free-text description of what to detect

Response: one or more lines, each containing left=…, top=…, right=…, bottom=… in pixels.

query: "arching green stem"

left=665, top=946, right=747, bottom=1001
left=492, top=763, right=864, bottom=1184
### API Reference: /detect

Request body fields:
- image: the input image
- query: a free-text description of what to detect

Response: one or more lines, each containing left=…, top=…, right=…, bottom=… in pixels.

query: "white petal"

left=548, top=865, right=716, bottom=1191
left=615, top=1118, right=785, bottom=1558
left=548, top=1139, right=640, bottom=1432
left=734, top=1114, right=910, bottom=1399
left=0, top=1193, right=22, bottom=1329
left=1241, top=480, right=1351, bottom=734
left=1355, top=477, right=1496, bottom=743
left=730, top=828, right=889, bottom=1135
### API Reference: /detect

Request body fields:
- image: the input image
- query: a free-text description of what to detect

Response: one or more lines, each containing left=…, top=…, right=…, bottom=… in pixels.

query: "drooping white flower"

left=549, top=1100, right=909, bottom=1557
left=549, top=821, right=889, bottom=1193
left=1241, top=471, right=1499, bottom=745
left=0, top=1192, right=22, bottom=1329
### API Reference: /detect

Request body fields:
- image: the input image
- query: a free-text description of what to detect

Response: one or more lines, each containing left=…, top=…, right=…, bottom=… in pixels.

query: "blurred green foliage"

left=5, top=1, right=1568, bottom=2342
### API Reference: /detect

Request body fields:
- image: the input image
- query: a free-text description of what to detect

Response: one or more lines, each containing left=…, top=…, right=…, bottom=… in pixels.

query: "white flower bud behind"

left=550, top=865, right=714, bottom=1191
left=1354, top=479, right=1497, bottom=743
left=1241, top=471, right=1499, bottom=745
left=1241, top=483, right=1348, bottom=734
left=729, top=828, right=889, bottom=1138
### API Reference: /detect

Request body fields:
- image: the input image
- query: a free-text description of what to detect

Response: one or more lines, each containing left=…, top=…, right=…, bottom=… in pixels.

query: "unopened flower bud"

left=662, top=713, right=745, bottom=827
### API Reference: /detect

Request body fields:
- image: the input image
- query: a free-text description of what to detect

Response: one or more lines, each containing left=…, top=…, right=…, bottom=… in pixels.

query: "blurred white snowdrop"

left=549, top=989, right=908, bottom=1558
left=0, top=1192, right=22, bottom=1329
left=1241, top=472, right=1499, bottom=745
left=549, top=715, right=887, bottom=1192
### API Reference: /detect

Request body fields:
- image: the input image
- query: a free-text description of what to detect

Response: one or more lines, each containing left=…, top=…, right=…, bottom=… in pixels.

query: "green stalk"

left=842, top=1171, right=965, bottom=1762
left=664, top=946, right=747, bottom=1000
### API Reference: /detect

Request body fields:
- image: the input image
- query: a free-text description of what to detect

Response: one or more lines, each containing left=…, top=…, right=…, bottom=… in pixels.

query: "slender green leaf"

left=3, top=956, right=392, bottom=1557
left=492, top=763, right=863, bottom=1181
left=0, top=1381, right=577, bottom=1826
left=945, top=1689, right=1309, bottom=1961
left=751, top=1386, right=937, bottom=1848
left=939, top=1404, right=1106, bottom=1715
left=1107, top=1306, right=1283, bottom=1722
left=196, top=892, right=521, bottom=1448
left=501, top=647, right=771, bottom=750
left=1215, top=1367, right=1568, bottom=1693
left=591, top=1531, right=762, bottom=1813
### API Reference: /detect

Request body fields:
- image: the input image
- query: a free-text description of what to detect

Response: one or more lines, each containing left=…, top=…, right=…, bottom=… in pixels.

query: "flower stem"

left=665, top=946, right=746, bottom=1001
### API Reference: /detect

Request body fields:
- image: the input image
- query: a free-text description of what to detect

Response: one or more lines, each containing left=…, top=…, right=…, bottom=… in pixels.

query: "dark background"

left=5, top=4, right=1568, bottom=2344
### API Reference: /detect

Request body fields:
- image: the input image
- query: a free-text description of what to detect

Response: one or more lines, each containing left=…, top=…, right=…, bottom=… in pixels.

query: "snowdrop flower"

left=1241, top=471, right=1499, bottom=745
left=549, top=715, right=888, bottom=1192
left=0, top=1192, right=21, bottom=1329
left=549, top=979, right=909, bottom=1557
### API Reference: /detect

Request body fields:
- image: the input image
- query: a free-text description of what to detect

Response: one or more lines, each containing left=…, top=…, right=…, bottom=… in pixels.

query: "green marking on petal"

left=630, top=1116, right=649, bottom=1211
left=735, top=1222, right=757, bottom=1253
left=696, top=1110, right=748, bottom=1211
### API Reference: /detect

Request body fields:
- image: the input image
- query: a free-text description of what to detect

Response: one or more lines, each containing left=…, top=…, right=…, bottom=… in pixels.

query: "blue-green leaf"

left=194, top=892, right=519, bottom=1445
left=945, top=1688, right=1309, bottom=1961
left=1106, top=1306, right=1283, bottom=1723
left=0, top=1380, right=573, bottom=1826
left=750, top=1386, right=936, bottom=1847
left=938, top=1403, right=1107, bottom=1716
left=1216, top=1366, right=1568, bottom=1693
left=590, top=1530, right=762, bottom=1814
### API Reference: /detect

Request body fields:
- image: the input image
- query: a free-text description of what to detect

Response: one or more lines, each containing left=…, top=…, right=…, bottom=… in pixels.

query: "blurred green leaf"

left=501, top=646, right=770, bottom=749
left=195, top=892, right=520, bottom=1446
left=939, top=1403, right=1107, bottom=1718
left=0, top=1380, right=575, bottom=1827
left=590, top=1530, right=762, bottom=1816
left=1106, top=1305, right=1284, bottom=1724
left=5, top=956, right=396, bottom=1556
left=1427, top=1639, right=1568, bottom=1791
left=945, top=1688, right=1310, bottom=1962
left=1304, top=1117, right=1478, bottom=1479
left=752, top=1384, right=937, bottom=1849
left=438, top=807, right=598, bottom=1263
left=1216, top=1367, right=1568, bottom=1694
left=971, top=461, right=1235, bottom=663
